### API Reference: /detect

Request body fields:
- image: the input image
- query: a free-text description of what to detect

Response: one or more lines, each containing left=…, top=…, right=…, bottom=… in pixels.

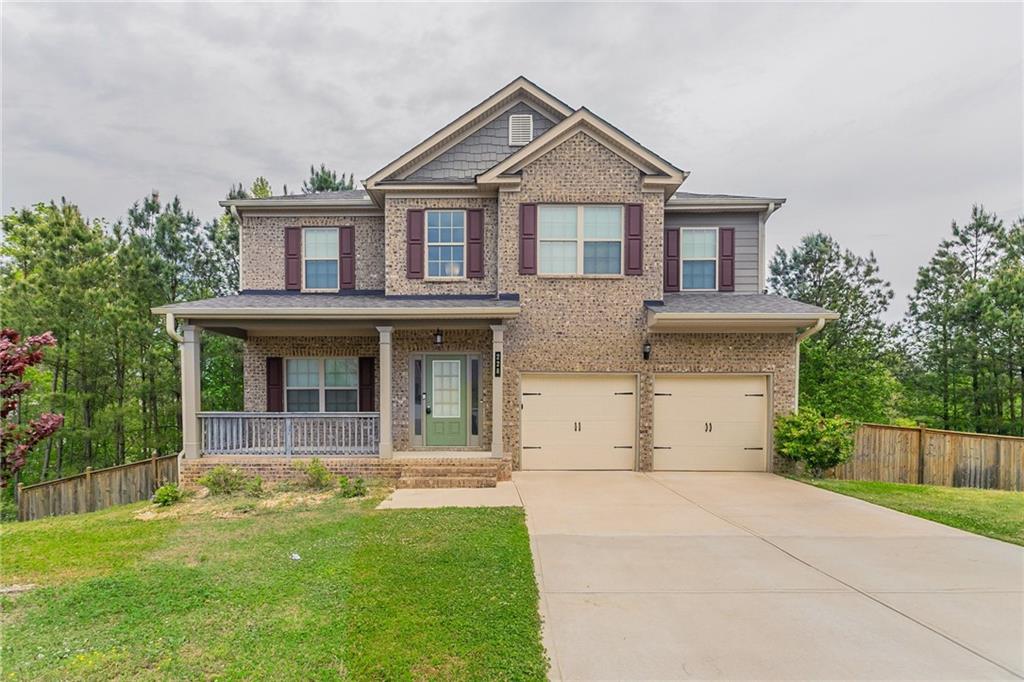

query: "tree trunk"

left=40, top=360, right=60, bottom=480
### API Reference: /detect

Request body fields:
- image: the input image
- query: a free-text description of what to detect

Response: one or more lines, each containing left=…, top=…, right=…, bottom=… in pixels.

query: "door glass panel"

left=431, top=360, right=461, bottom=418
left=470, top=358, right=480, bottom=436
left=413, top=359, right=423, bottom=436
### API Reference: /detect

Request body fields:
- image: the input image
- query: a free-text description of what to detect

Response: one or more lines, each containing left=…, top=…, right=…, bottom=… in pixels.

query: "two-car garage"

left=520, top=373, right=769, bottom=471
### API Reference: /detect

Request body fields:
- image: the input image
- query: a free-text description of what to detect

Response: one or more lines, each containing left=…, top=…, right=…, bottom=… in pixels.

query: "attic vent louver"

left=508, top=114, right=533, bottom=147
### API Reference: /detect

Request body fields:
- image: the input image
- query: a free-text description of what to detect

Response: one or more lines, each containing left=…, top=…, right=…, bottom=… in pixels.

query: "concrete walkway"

left=516, top=472, right=1024, bottom=681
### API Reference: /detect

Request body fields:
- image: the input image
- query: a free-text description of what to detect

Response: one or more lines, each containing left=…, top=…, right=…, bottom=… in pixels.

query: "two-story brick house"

left=155, top=77, right=836, bottom=488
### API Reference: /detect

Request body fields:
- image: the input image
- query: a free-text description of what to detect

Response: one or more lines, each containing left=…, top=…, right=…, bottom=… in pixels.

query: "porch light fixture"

left=642, top=339, right=652, bottom=361
left=433, top=329, right=444, bottom=347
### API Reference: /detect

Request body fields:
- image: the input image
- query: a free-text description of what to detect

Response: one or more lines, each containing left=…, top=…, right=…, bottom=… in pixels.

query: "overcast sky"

left=3, top=2, right=1021, bottom=318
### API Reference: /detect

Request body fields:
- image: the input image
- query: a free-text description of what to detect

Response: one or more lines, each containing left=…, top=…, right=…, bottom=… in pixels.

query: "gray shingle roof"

left=259, top=190, right=373, bottom=203
left=154, top=292, right=519, bottom=315
left=648, top=293, right=835, bottom=316
left=668, top=192, right=786, bottom=205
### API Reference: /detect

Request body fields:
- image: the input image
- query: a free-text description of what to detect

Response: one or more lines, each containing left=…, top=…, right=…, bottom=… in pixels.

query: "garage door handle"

left=654, top=392, right=672, bottom=396
left=745, top=393, right=765, bottom=397
left=523, top=446, right=542, bottom=450
left=704, top=422, right=713, bottom=433
left=744, top=447, right=764, bottom=451
left=654, top=446, right=672, bottom=450
left=614, top=391, right=633, bottom=395
left=523, top=392, right=542, bottom=396
left=614, top=445, right=633, bottom=449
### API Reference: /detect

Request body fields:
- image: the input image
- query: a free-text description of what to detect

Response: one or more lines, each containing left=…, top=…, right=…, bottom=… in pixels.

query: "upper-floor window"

left=426, top=210, right=465, bottom=278
left=538, top=205, right=623, bottom=276
left=285, top=357, right=358, bottom=412
left=303, top=227, right=339, bottom=290
left=681, top=228, right=717, bottom=290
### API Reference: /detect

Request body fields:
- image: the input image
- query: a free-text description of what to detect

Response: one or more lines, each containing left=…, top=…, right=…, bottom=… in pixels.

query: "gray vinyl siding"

left=664, top=212, right=761, bottom=293
left=406, top=102, right=558, bottom=182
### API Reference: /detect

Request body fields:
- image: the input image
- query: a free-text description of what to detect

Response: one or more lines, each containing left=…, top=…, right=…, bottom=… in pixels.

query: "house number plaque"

left=494, top=351, right=502, bottom=377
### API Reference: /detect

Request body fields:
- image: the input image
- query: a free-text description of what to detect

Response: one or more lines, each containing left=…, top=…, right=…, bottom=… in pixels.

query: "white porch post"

left=180, top=324, right=201, bottom=459
left=490, top=324, right=504, bottom=458
left=377, top=326, right=394, bottom=458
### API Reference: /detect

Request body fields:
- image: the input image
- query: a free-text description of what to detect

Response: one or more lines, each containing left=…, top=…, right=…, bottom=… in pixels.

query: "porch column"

left=377, top=326, right=394, bottom=458
left=180, top=324, right=201, bottom=459
left=491, top=324, right=504, bottom=458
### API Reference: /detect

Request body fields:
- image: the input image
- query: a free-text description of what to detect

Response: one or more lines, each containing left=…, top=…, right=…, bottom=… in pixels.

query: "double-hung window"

left=426, top=210, right=465, bottom=278
left=285, top=358, right=358, bottom=412
left=538, top=205, right=623, bottom=275
left=303, top=228, right=339, bottom=290
left=681, top=228, right=718, bottom=290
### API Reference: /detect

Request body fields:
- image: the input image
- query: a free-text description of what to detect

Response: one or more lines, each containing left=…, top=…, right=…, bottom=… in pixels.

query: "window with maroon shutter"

left=718, top=227, right=735, bottom=292
left=266, top=357, right=284, bottom=412
left=285, top=227, right=301, bottom=290
left=358, top=357, right=375, bottom=411
left=466, top=209, right=484, bottom=278
left=519, top=203, right=537, bottom=274
left=664, top=228, right=680, bottom=292
left=406, top=210, right=424, bottom=279
left=625, top=204, right=643, bottom=275
left=339, top=225, right=355, bottom=290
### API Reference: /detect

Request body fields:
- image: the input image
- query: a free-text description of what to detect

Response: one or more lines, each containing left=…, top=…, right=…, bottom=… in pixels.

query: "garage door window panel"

left=681, top=228, right=718, bottom=291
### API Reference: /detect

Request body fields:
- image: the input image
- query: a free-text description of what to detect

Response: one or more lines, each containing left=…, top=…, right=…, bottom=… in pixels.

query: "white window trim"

left=284, top=357, right=359, bottom=413
left=301, top=227, right=340, bottom=293
left=680, top=226, right=719, bottom=292
left=537, top=204, right=624, bottom=277
left=508, top=114, right=534, bottom=146
left=424, top=209, right=468, bottom=281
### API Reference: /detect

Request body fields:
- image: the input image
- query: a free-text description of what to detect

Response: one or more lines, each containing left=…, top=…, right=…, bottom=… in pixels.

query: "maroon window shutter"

left=285, top=227, right=302, bottom=290
left=466, top=209, right=484, bottom=278
left=266, top=357, right=284, bottom=412
left=406, top=210, right=424, bottom=279
left=339, top=225, right=355, bottom=290
left=664, top=228, right=680, bottom=292
left=624, top=204, right=644, bottom=275
left=719, top=227, right=735, bottom=292
left=519, top=203, right=537, bottom=275
left=358, top=357, right=375, bottom=412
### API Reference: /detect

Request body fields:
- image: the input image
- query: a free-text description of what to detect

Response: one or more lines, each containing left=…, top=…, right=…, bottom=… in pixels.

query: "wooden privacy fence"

left=17, top=454, right=178, bottom=521
left=831, top=424, right=1024, bottom=491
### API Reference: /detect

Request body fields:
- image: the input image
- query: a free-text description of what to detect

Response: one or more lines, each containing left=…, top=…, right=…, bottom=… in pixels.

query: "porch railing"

left=198, top=412, right=379, bottom=457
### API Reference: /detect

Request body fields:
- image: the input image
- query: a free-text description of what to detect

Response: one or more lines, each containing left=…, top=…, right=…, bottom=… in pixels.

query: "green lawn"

left=0, top=491, right=547, bottom=681
left=808, top=479, right=1024, bottom=546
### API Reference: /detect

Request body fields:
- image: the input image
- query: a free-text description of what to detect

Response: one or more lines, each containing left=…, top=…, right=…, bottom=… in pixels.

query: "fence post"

left=151, top=452, right=159, bottom=486
left=85, top=466, right=94, bottom=512
left=917, top=426, right=927, bottom=485
left=17, top=482, right=24, bottom=522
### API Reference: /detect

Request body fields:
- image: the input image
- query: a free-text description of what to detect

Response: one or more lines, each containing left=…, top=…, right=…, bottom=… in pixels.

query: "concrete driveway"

left=514, top=472, right=1024, bottom=681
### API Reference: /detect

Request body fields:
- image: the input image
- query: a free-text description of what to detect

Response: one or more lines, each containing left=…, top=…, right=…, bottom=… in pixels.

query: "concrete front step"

left=400, top=466, right=501, bottom=477
left=396, top=476, right=498, bottom=489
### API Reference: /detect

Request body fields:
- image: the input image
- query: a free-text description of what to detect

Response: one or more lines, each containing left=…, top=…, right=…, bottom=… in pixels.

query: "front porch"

left=155, top=293, right=517, bottom=486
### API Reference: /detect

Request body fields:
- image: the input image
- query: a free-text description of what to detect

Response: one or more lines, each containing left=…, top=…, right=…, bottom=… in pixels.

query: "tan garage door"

left=653, top=375, right=769, bottom=471
left=521, top=374, right=637, bottom=470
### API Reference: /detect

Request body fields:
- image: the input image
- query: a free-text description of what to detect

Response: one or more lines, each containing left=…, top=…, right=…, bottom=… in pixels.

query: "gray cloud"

left=3, top=2, right=1021, bottom=319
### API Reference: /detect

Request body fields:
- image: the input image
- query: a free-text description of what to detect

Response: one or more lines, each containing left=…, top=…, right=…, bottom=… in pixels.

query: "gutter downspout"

left=163, top=313, right=184, bottom=343
left=793, top=317, right=826, bottom=411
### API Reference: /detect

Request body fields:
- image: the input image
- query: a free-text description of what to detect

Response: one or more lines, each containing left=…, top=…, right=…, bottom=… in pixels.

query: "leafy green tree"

left=301, top=164, right=354, bottom=193
left=769, top=233, right=899, bottom=422
left=250, top=176, right=272, bottom=198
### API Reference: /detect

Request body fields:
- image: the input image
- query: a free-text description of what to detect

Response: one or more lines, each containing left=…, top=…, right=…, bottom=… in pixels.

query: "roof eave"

left=151, top=305, right=521, bottom=321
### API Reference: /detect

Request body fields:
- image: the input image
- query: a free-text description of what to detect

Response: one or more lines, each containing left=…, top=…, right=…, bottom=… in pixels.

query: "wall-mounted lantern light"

left=434, top=329, right=444, bottom=347
left=642, top=339, right=652, bottom=361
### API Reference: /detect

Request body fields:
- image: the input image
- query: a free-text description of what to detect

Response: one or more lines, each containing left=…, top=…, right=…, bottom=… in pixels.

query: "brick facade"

left=240, top=214, right=385, bottom=291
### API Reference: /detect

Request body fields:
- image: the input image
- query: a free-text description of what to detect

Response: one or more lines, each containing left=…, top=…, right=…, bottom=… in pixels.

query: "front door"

left=425, top=355, right=468, bottom=446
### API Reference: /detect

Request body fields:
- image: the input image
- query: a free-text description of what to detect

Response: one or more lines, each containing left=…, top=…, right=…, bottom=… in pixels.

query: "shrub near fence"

left=831, top=424, right=1024, bottom=492
left=17, top=454, right=178, bottom=521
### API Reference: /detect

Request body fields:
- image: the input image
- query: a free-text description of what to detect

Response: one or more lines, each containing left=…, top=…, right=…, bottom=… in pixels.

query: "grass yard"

left=0, top=490, right=547, bottom=681
left=808, top=479, right=1024, bottom=546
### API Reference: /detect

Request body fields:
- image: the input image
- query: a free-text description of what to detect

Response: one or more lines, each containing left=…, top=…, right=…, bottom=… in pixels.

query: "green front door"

left=425, top=355, right=468, bottom=446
